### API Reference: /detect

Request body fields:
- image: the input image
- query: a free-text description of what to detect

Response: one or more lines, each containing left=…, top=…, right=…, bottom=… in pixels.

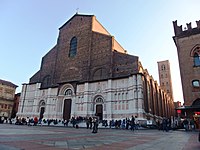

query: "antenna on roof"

left=76, top=8, right=79, bottom=14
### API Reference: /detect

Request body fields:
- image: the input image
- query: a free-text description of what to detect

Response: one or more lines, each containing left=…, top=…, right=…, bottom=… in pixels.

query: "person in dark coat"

left=86, top=117, right=90, bottom=129
left=92, top=117, right=98, bottom=133
left=130, top=116, right=135, bottom=131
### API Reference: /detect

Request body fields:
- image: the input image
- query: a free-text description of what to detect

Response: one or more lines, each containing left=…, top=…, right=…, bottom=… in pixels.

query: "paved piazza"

left=0, top=124, right=199, bottom=150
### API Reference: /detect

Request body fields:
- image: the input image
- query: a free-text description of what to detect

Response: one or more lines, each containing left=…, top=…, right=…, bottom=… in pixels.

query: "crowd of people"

left=1, top=115, right=198, bottom=134
left=1, top=115, right=140, bottom=132
left=0, top=115, right=154, bottom=131
left=182, top=118, right=196, bottom=131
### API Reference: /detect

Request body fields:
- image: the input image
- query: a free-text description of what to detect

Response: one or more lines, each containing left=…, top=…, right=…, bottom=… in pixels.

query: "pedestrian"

left=71, top=117, right=76, bottom=128
left=130, top=116, right=135, bottom=131
left=86, top=117, right=90, bottom=129
left=89, top=117, right=92, bottom=129
left=34, top=116, right=38, bottom=126
left=157, top=120, right=161, bottom=130
left=126, top=118, right=130, bottom=130
left=122, top=119, right=126, bottom=129
left=64, top=120, right=67, bottom=126
left=9, top=118, right=12, bottom=124
left=1, top=115, right=5, bottom=124
left=162, top=118, right=167, bottom=131
left=92, top=117, right=98, bottom=133
left=183, top=118, right=189, bottom=131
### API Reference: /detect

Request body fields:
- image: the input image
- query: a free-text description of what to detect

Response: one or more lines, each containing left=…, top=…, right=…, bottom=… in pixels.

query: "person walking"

left=86, top=117, right=90, bottom=129
left=89, top=117, right=92, bottom=129
left=130, top=116, right=135, bottom=131
left=92, top=117, right=98, bottom=133
left=33, top=116, right=38, bottom=126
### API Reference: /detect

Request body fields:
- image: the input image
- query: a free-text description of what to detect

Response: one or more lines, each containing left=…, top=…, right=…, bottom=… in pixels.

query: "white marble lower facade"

left=17, top=74, right=147, bottom=121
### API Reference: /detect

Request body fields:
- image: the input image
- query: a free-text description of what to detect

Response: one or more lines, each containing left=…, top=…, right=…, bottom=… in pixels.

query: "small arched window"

left=39, top=100, right=46, bottom=107
left=69, top=37, right=77, bottom=58
left=192, top=80, right=200, bottom=88
left=65, top=89, right=72, bottom=96
left=96, top=97, right=103, bottom=103
left=95, top=96, right=104, bottom=103
left=194, top=52, right=200, bottom=67
left=161, top=65, right=166, bottom=71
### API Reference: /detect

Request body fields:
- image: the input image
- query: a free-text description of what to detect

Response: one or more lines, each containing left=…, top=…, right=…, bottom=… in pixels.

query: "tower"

left=157, top=60, right=174, bottom=100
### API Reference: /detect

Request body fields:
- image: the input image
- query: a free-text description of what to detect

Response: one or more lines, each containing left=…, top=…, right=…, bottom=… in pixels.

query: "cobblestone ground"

left=0, top=124, right=199, bottom=150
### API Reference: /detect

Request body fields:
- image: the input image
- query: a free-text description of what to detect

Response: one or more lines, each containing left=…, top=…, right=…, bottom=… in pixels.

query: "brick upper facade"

left=30, top=14, right=139, bottom=89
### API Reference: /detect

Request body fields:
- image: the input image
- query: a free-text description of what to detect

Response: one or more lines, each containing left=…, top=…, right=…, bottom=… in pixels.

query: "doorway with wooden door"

left=39, top=107, right=45, bottom=120
left=63, top=99, right=72, bottom=121
left=96, top=104, right=103, bottom=120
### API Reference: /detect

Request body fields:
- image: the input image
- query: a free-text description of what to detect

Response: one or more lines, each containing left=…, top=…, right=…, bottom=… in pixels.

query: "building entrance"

left=63, top=99, right=72, bottom=121
left=39, top=107, right=45, bottom=120
left=96, top=104, right=103, bottom=120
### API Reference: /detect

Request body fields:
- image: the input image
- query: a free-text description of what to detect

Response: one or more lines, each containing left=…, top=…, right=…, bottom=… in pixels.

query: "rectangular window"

left=122, top=101, right=125, bottom=110
left=115, top=102, right=117, bottom=110
left=118, top=101, right=121, bottom=110
left=126, top=101, right=129, bottom=110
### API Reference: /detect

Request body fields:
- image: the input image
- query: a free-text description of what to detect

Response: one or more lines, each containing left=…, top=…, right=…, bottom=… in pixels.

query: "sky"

left=1, top=0, right=200, bottom=103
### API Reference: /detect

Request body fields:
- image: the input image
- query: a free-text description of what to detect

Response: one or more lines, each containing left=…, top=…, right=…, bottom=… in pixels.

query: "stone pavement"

left=0, top=124, right=199, bottom=150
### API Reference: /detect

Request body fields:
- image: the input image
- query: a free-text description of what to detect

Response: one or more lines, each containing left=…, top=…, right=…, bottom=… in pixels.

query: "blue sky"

left=1, top=0, right=200, bottom=103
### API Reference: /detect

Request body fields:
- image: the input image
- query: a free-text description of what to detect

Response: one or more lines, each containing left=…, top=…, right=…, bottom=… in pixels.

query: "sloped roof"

left=59, top=13, right=126, bottom=53
left=59, top=13, right=94, bottom=30
left=0, top=79, right=18, bottom=88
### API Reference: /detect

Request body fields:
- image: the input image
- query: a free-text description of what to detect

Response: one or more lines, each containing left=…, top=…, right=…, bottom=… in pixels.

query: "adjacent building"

left=11, top=93, right=21, bottom=118
left=17, top=13, right=174, bottom=123
left=0, top=79, right=18, bottom=120
left=173, top=20, right=200, bottom=127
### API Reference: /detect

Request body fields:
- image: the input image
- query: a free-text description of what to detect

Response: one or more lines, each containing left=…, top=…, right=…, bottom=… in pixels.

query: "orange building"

left=0, top=79, right=18, bottom=120
left=173, top=20, right=200, bottom=128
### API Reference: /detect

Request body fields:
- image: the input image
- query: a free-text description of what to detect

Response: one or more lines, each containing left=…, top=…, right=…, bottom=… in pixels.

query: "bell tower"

left=157, top=60, right=174, bottom=100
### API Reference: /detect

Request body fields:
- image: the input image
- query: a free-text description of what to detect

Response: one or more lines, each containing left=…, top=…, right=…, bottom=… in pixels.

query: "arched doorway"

left=39, top=107, right=45, bottom=120
left=63, top=99, right=72, bottom=121
left=192, top=98, right=200, bottom=106
left=38, top=100, right=45, bottom=120
left=96, top=104, right=103, bottom=120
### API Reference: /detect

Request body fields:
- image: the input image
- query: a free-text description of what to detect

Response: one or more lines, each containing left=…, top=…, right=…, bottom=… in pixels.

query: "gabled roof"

left=59, top=13, right=94, bottom=30
left=0, top=79, right=18, bottom=88
left=59, top=13, right=126, bottom=53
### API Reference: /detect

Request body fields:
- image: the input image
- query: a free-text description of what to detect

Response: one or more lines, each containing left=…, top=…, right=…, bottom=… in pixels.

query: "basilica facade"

left=17, top=14, right=174, bottom=123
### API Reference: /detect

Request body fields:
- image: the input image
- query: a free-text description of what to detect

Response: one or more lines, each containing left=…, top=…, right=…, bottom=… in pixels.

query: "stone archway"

left=59, top=84, right=74, bottom=121
left=94, top=96, right=104, bottom=120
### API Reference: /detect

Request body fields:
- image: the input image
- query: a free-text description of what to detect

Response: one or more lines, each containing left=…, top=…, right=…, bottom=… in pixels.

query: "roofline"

left=59, top=13, right=94, bottom=30
left=0, top=79, right=18, bottom=88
